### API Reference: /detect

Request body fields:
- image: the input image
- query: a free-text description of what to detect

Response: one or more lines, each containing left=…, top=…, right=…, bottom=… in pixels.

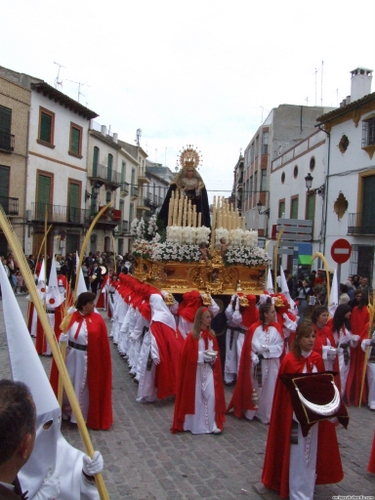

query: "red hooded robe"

left=171, top=331, right=226, bottom=433
left=261, top=351, right=344, bottom=498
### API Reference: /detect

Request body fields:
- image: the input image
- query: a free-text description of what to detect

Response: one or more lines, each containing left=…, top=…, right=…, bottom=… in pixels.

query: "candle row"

left=168, top=190, right=202, bottom=227
left=210, top=196, right=246, bottom=249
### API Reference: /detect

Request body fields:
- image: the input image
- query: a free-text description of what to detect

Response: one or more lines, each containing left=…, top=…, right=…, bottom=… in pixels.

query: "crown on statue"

left=179, top=145, right=201, bottom=170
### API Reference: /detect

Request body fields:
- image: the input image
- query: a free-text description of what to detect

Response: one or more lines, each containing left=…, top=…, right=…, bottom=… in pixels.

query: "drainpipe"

left=23, top=109, right=30, bottom=253
left=317, top=124, right=331, bottom=258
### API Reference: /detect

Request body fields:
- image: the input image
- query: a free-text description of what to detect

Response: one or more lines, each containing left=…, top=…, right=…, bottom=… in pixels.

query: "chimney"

left=101, top=125, right=107, bottom=136
left=113, top=133, right=118, bottom=143
left=350, top=67, right=373, bottom=102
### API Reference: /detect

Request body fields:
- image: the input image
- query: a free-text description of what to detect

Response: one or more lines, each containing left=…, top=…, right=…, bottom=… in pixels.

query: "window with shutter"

left=69, top=123, right=82, bottom=157
left=68, top=181, right=80, bottom=224
left=362, top=175, right=375, bottom=233
left=290, top=197, right=298, bottom=219
left=0, top=106, right=12, bottom=151
left=37, top=173, right=52, bottom=220
left=0, top=165, right=10, bottom=212
left=93, top=147, right=99, bottom=176
left=107, top=154, right=113, bottom=182
left=38, top=107, right=55, bottom=146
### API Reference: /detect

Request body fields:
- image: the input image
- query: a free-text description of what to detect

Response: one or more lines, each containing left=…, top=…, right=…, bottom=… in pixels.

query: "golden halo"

left=179, top=145, right=201, bottom=170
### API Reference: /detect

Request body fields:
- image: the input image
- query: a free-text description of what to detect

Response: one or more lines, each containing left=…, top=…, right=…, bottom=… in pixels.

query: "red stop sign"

left=331, top=238, right=352, bottom=264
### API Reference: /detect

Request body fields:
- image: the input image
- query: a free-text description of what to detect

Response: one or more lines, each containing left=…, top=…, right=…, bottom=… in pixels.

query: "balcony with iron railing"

left=0, top=131, right=15, bottom=152
left=0, top=196, right=19, bottom=215
left=31, top=202, right=87, bottom=225
left=89, top=163, right=121, bottom=188
left=130, top=185, right=139, bottom=198
left=348, top=213, right=375, bottom=235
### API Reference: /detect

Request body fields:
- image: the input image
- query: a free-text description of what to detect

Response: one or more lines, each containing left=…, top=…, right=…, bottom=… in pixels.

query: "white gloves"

left=363, top=339, right=372, bottom=347
left=153, top=356, right=161, bottom=365
left=252, top=353, right=260, bottom=365
left=33, top=468, right=60, bottom=499
left=258, top=345, right=269, bottom=355
left=203, top=353, right=213, bottom=363
left=352, top=334, right=360, bottom=343
left=82, top=451, right=104, bottom=476
left=327, top=346, right=337, bottom=360
left=59, top=333, right=68, bottom=344
left=203, top=351, right=216, bottom=364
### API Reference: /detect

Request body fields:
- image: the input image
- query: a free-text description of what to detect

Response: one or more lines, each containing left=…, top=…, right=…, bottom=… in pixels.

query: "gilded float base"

left=133, top=251, right=266, bottom=295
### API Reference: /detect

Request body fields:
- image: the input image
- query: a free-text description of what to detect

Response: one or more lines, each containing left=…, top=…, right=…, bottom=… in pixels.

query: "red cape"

left=171, top=332, right=226, bottom=433
left=369, top=428, right=375, bottom=474
left=312, top=323, right=341, bottom=393
left=227, top=320, right=283, bottom=417
left=50, top=310, right=113, bottom=430
left=151, top=321, right=184, bottom=399
left=346, top=308, right=369, bottom=406
left=96, top=274, right=108, bottom=308
left=261, top=351, right=344, bottom=498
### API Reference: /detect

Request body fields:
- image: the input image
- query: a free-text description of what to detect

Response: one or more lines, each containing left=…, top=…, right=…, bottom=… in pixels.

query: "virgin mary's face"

left=187, top=169, right=194, bottom=177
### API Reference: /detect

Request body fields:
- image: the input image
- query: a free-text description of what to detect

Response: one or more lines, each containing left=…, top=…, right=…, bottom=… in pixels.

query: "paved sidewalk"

left=0, top=295, right=375, bottom=499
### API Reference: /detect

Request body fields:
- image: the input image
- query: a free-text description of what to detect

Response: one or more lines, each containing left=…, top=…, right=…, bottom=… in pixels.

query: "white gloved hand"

left=363, top=339, right=372, bottom=347
left=33, top=468, right=60, bottom=499
left=352, top=334, right=360, bottom=343
left=258, top=345, right=269, bottom=355
left=153, top=357, right=161, bottom=365
left=59, top=333, right=68, bottom=344
left=203, top=353, right=213, bottom=363
left=327, top=346, right=337, bottom=360
left=82, top=451, right=104, bottom=476
left=251, top=353, right=260, bottom=365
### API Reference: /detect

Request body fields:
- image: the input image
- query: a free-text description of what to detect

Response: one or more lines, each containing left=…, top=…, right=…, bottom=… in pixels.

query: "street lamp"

left=304, top=173, right=325, bottom=197
left=305, top=173, right=313, bottom=191
left=257, top=200, right=270, bottom=216
left=85, top=182, right=102, bottom=201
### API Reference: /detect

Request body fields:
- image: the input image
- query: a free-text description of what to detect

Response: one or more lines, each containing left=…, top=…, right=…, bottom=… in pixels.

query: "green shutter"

left=0, top=166, right=10, bottom=212
left=93, top=147, right=99, bottom=176
left=71, top=127, right=80, bottom=154
left=107, top=154, right=113, bottom=181
left=291, top=198, right=298, bottom=219
left=40, top=112, right=52, bottom=143
left=363, top=175, right=375, bottom=232
left=37, top=175, right=51, bottom=220
left=68, top=182, right=80, bottom=223
left=307, top=193, right=315, bottom=221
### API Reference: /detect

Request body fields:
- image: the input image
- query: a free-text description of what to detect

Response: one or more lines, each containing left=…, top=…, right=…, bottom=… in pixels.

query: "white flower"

left=130, top=218, right=139, bottom=236
left=215, top=227, right=229, bottom=246
left=195, top=226, right=210, bottom=245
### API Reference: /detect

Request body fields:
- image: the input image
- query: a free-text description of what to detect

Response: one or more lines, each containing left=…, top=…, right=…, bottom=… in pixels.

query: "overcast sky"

left=1, top=0, right=375, bottom=202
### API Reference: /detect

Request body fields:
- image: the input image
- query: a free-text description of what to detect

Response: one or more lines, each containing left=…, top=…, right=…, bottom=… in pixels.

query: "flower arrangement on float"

left=131, top=216, right=270, bottom=267
left=152, top=225, right=210, bottom=263
left=224, top=244, right=271, bottom=267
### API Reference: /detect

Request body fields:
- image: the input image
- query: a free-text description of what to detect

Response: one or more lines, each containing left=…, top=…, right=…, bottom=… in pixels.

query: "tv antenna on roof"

left=65, top=79, right=90, bottom=103
left=54, top=61, right=65, bottom=89
left=135, top=128, right=142, bottom=146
